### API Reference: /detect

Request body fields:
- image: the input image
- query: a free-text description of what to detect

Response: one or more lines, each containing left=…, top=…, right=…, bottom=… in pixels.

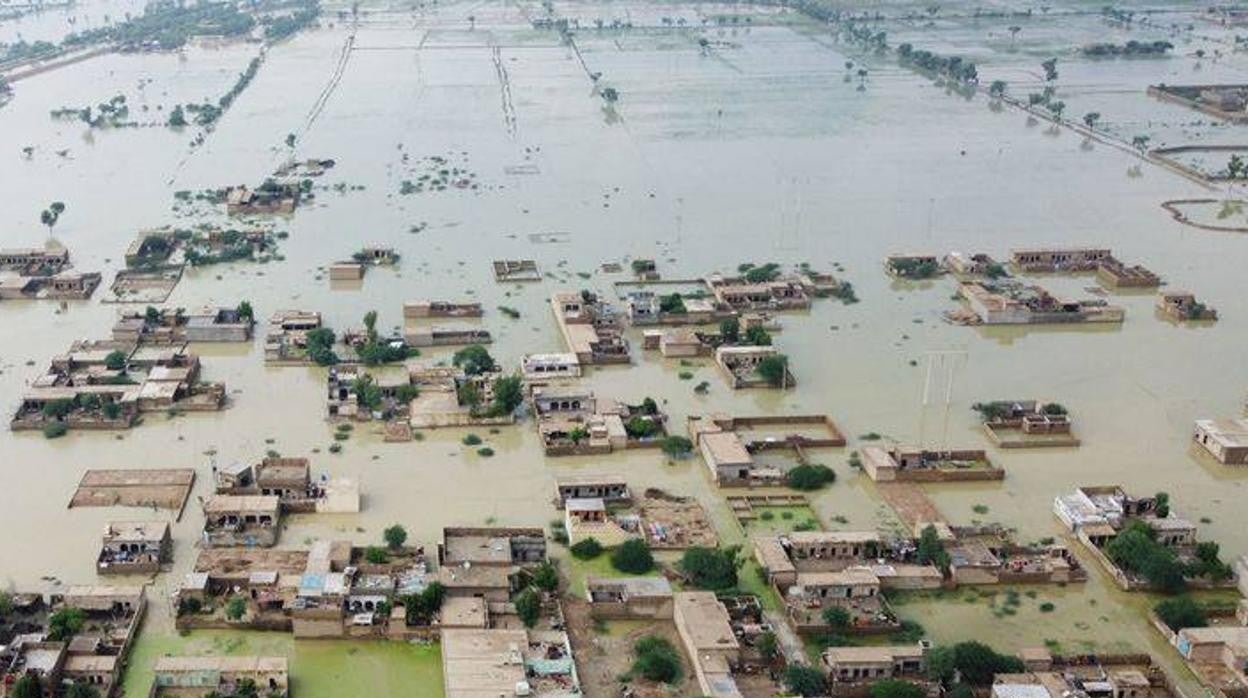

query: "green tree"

left=305, top=327, right=338, bottom=366
left=66, top=682, right=101, bottom=698
left=871, top=680, right=928, bottom=698
left=383, top=524, right=408, bottom=550
left=364, top=546, right=389, bottom=564
left=532, top=561, right=559, bottom=592
left=783, top=665, right=827, bottom=696
left=10, top=675, right=41, bottom=698
left=679, top=546, right=739, bottom=590
left=225, top=596, right=247, bottom=621
left=515, top=587, right=541, bottom=627
left=917, top=524, right=950, bottom=574
left=719, top=317, right=740, bottom=343
left=755, top=354, right=789, bottom=387
left=823, top=605, right=851, bottom=629
left=1083, top=111, right=1100, bottom=129
left=950, top=641, right=1024, bottom=685
left=235, top=300, right=254, bottom=321
left=660, top=435, right=693, bottom=458
left=743, top=325, right=771, bottom=346
left=632, top=635, right=681, bottom=683
left=490, top=374, right=524, bottom=416
left=1155, top=596, right=1207, bottom=631
left=47, top=607, right=85, bottom=640
left=453, top=344, right=496, bottom=375
left=611, top=538, right=655, bottom=574
left=786, top=464, right=835, bottom=490
left=1155, top=492, right=1170, bottom=518
left=104, top=349, right=128, bottom=371
left=756, top=631, right=778, bottom=663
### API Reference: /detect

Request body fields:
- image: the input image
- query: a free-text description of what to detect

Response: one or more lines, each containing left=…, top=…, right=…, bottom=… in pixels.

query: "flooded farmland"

left=2, top=0, right=1248, bottom=695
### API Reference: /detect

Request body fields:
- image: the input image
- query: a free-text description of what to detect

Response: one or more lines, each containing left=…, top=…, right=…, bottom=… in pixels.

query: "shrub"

left=43, top=422, right=69, bottom=439
left=660, top=435, right=693, bottom=458
left=364, top=546, right=388, bottom=564
left=755, top=354, right=789, bottom=386
left=224, top=596, right=247, bottom=621
left=47, top=607, right=86, bottom=640
left=783, top=665, right=827, bottom=696
left=462, top=433, right=482, bottom=446
left=570, top=538, right=603, bottom=560
left=823, top=605, right=851, bottom=628
left=532, top=561, right=559, bottom=592
left=871, top=680, right=928, bottom=698
left=452, top=344, right=496, bottom=375
left=786, top=464, right=835, bottom=490
left=611, top=539, right=655, bottom=574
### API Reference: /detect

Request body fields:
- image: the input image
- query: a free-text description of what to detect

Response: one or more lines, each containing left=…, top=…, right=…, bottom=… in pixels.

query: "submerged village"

left=4, top=0, right=1248, bottom=697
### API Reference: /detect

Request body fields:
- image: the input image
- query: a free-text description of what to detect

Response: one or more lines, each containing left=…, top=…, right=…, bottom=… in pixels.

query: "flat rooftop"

left=440, top=628, right=528, bottom=698
left=674, top=591, right=739, bottom=653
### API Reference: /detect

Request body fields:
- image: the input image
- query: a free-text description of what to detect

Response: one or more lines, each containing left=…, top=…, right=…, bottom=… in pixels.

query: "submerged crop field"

left=2, top=0, right=1248, bottom=695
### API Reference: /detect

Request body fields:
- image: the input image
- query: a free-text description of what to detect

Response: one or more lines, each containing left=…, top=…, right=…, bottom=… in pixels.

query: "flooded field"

left=2, top=0, right=1248, bottom=695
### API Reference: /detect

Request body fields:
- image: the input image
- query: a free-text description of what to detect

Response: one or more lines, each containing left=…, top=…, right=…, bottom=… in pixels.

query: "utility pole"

left=918, top=348, right=967, bottom=453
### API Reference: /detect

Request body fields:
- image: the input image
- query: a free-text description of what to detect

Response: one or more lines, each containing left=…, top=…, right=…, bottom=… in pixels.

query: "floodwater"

left=2, top=0, right=1247, bottom=694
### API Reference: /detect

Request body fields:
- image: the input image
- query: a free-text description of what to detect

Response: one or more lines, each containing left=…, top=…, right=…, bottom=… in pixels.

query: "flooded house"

left=623, top=289, right=720, bottom=326
left=953, top=280, right=1125, bottom=325
left=944, top=252, right=1004, bottom=277
left=885, top=254, right=945, bottom=279
left=264, top=310, right=323, bottom=364
left=0, top=586, right=145, bottom=698
left=1010, top=247, right=1113, bottom=272
left=440, top=626, right=581, bottom=698
left=586, top=577, right=674, bottom=619
left=0, top=242, right=69, bottom=275
left=352, top=246, right=398, bottom=265
left=521, top=352, right=582, bottom=383
left=631, top=258, right=658, bottom=279
left=225, top=181, right=300, bottom=215
left=690, top=424, right=766, bottom=486
left=491, top=259, right=542, bottom=282
left=673, top=591, right=745, bottom=698
left=533, top=387, right=666, bottom=456
left=977, top=400, right=1080, bottom=448
left=1158, top=291, right=1218, bottom=322
left=403, top=365, right=513, bottom=429
left=706, top=272, right=813, bottom=311
left=201, top=495, right=281, bottom=548
left=438, top=527, right=548, bottom=569
left=861, top=446, right=1003, bottom=482
left=403, top=326, right=492, bottom=348
left=150, top=656, right=289, bottom=697
left=0, top=270, right=102, bottom=300
left=992, top=661, right=1178, bottom=698
left=1193, top=418, right=1248, bottom=464
left=554, top=474, right=631, bottom=507
left=1097, top=258, right=1162, bottom=288
left=215, top=457, right=360, bottom=514
left=946, top=526, right=1086, bottom=586
left=714, top=345, right=794, bottom=389
left=326, top=364, right=416, bottom=422
left=550, top=291, right=630, bottom=365
left=112, top=306, right=254, bottom=344
left=782, top=567, right=899, bottom=635
left=328, top=260, right=365, bottom=281
left=403, top=300, right=484, bottom=319
left=97, top=521, right=172, bottom=575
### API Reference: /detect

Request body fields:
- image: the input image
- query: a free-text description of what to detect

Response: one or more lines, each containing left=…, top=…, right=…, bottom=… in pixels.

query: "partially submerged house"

left=403, top=300, right=483, bottom=319
left=492, top=259, right=541, bottom=282
left=112, top=306, right=253, bottom=344
left=952, top=280, right=1125, bottom=325
left=1010, top=247, right=1113, bottom=272
left=1158, top=291, right=1218, bottom=322
left=673, top=592, right=745, bottom=698
left=215, top=456, right=359, bottom=514
left=688, top=413, right=845, bottom=487
left=550, top=291, right=630, bottom=365
left=706, top=272, right=813, bottom=311
left=714, top=345, right=794, bottom=389
left=201, top=495, right=281, bottom=548
left=977, top=400, right=1079, bottom=448
left=151, top=656, right=289, bottom=697
left=1193, top=418, right=1248, bottom=464
left=225, top=180, right=300, bottom=215
left=97, top=521, right=172, bottom=575
left=521, top=352, right=582, bottom=384
left=946, top=526, right=1086, bottom=586
left=264, top=310, right=324, bottom=364
left=0, top=241, right=69, bottom=275
left=885, top=254, right=945, bottom=279
left=824, top=644, right=932, bottom=693
left=554, top=475, right=631, bottom=507
left=532, top=386, right=667, bottom=456
left=0, top=270, right=102, bottom=300
left=403, top=326, right=492, bottom=348
left=405, top=365, right=514, bottom=429
left=440, top=626, right=581, bottom=698
left=861, top=445, right=1003, bottom=482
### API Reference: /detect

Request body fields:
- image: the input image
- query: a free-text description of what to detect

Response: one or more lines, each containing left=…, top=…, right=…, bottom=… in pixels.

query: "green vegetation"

left=1154, top=596, right=1208, bottom=631
left=740, top=262, right=781, bottom=283
left=305, top=327, right=338, bottom=365
left=631, top=635, right=682, bottom=683
left=823, top=605, right=851, bottom=629
left=917, top=524, right=950, bottom=574
left=888, top=256, right=940, bottom=279
left=224, top=596, right=247, bottom=621
left=871, top=680, right=928, bottom=698
left=497, top=305, right=520, bottom=319
left=43, top=422, right=69, bottom=439
left=357, top=310, right=412, bottom=365
left=719, top=317, right=740, bottom=343
left=65, top=1, right=255, bottom=50
left=462, top=434, right=482, bottom=446
left=383, top=524, right=407, bottom=550
left=364, top=546, right=388, bottom=564
left=660, top=435, right=693, bottom=458
left=783, top=665, right=827, bottom=696
left=1105, top=520, right=1189, bottom=592
left=532, top=561, right=559, bottom=592
left=896, top=44, right=978, bottom=83
left=515, top=587, right=541, bottom=627
left=786, top=464, right=835, bottom=490
left=611, top=539, right=655, bottom=574
left=401, top=582, right=446, bottom=625
left=755, top=354, right=789, bottom=387
left=659, top=293, right=686, bottom=314
left=570, top=538, right=604, bottom=560
left=1082, top=40, right=1173, bottom=56
left=10, top=675, right=41, bottom=698
left=678, top=546, right=739, bottom=590
left=452, top=344, right=496, bottom=375
left=928, top=641, right=1024, bottom=686
left=743, top=325, right=771, bottom=346
left=47, top=607, right=85, bottom=640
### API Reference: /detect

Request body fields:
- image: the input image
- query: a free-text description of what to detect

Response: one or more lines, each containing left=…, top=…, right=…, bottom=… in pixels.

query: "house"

left=201, top=495, right=281, bottom=548
left=823, top=644, right=929, bottom=688
left=491, top=259, right=541, bottom=282
left=673, top=592, right=744, bottom=698
left=328, top=261, right=365, bottom=281
left=225, top=181, right=300, bottom=215
left=586, top=577, right=674, bottom=619
left=404, top=326, right=492, bottom=347
left=1157, top=291, right=1218, bottom=321
left=696, top=430, right=760, bottom=486
left=885, top=254, right=944, bottom=279
left=438, top=527, right=547, bottom=569
left=97, top=521, right=172, bottom=575
left=151, top=656, right=289, bottom=697
left=1193, top=418, right=1248, bottom=464
left=1096, top=258, right=1161, bottom=288
left=264, top=310, right=323, bottom=364
left=440, top=627, right=580, bottom=697
left=215, top=457, right=360, bottom=514
left=706, top=273, right=813, bottom=310
left=943, top=252, right=1002, bottom=276
left=0, top=242, right=69, bottom=274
